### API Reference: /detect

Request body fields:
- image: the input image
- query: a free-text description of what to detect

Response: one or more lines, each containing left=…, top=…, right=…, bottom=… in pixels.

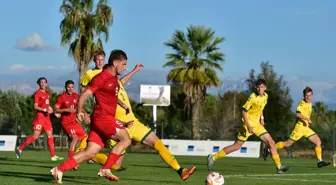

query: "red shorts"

left=62, top=123, right=87, bottom=140
left=88, top=118, right=124, bottom=148
left=32, top=116, right=52, bottom=132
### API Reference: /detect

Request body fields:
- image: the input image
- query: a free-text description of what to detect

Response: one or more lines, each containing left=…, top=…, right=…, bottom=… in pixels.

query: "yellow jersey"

left=80, top=68, right=103, bottom=87
left=296, top=99, right=312, bottom=126
left=242, top=92, right=268, bottom=121
left=115, top=81, right=136, bottom=122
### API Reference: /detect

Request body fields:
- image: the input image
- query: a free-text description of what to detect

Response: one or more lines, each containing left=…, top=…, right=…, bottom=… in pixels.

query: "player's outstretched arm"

left=120, top=64, right=143, bottom=84
left=118, top=98, right=129, bottom=114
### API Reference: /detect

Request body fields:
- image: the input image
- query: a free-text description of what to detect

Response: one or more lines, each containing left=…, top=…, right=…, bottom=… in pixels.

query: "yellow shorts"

left=289, top=123, right=316, bottom=141
left=237, top=121, right=268, bottom=142
left=108, top=119, right=152, bottom=153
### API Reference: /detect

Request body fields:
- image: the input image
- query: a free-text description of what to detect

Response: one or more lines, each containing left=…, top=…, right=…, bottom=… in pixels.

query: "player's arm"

left=118, top=98, right=130, bottom=114
left=296, top=105, right=311, bottom=122
left=33, top=93, right=48, bottom=112
left=80, top=71, right=90, bottom=93
left=54, top=96, right=70, bottom=113
left=119, top=64, right=143, bottom=85
left=242, top=94, right=255, bottom=128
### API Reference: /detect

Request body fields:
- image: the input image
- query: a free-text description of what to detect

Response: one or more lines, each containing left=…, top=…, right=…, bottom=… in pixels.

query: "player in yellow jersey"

left=207, top=79, right=290, bottom=174
left=263, top=87, right=330, bottom=168
left=92, top=64, right=196, bottom=181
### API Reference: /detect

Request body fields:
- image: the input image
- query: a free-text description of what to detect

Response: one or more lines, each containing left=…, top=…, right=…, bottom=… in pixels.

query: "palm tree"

left=163, top=25, right=225, bottom=139
left=59, top=0, right=112, bottom=86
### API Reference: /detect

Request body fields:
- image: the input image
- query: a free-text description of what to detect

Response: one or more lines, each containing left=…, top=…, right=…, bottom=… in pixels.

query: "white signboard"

left=140, top=85, right=170, bottom=106
left=0, top=135, right=18, bottom=151
left=162, top=139, right=261, bottom=158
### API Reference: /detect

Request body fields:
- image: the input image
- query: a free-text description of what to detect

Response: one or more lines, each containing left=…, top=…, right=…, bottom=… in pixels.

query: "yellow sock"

left=75, top=136, right=88, bottom=153
left=275, top=142, right=284, bottom=149
left=214, top=150, right=226, bottom=160
left=91, top=153, right=108, bottom=165
left=111, top=164, right=120, bottom=170
left=271, top=154, right=281, bottom=168
left=315, top=146, right=322, bottom=161
left=154, top=140, right=181, bottom=171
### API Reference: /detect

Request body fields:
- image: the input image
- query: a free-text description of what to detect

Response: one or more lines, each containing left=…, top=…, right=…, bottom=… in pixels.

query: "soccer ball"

left=206, top=172, right=224, bottom=185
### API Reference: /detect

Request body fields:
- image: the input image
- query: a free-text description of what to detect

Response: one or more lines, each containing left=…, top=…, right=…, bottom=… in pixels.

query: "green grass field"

left=0, top=151, right=336, bottom=185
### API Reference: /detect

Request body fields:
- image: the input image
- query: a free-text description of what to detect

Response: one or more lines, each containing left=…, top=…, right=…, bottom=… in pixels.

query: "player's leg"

left=16, top=127, right=41, bottom=158
left=142, top=131, right=196, bottom=181
left=263, top=124, right=301, bottom=161
left=45, top=130, right=64, bottom=161
left=95, top=128, right=130, bottom=182
left=207, top=124, right=249, bottom=170
left=259, top=132, right=290, bottom=173
left=107, top=139, right=126, bottom=171
left=306, top=131, right=330, bottom=168
left=51, top=141, right=103, bottom=184
left=75, top=136, right=88, bottom=153
left=104, top=129, right=131, bottom=169
left=68, top=135, right=79, bottom=157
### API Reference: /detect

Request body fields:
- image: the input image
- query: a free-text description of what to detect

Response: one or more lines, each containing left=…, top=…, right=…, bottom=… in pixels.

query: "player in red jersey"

left=54, top=80, right=87, bottom=158
left=16, top=77, right=64, bottom=161
left=50, top=50, right=132, bottom=184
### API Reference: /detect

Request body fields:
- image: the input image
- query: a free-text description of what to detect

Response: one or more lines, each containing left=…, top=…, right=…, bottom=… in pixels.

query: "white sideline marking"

left=235, top=177, right=336, bottom=183
left=225, top=172, right=336, bottom=178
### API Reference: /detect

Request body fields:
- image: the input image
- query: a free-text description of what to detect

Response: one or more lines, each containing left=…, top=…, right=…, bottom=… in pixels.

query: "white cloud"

left=0, top=64, right=58, bottom=74
left=15, top=33, right=54, bottom=51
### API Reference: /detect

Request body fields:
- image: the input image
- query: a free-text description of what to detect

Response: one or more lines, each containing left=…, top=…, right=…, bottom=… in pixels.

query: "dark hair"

left=107, top=49, right=127, bottom=66
left=256, top=79, right=266, bottom=86
left=303, top=86, right=313, bottom=96
left=65, top=80, right=74, bottom=87
left=37, top=77, right=47, bottom=84
left=93, top=50, right=106, bottom=61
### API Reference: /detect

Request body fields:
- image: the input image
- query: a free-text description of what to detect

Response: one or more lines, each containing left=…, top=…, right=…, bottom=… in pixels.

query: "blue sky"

left=0, top=0, right=335, bottom=80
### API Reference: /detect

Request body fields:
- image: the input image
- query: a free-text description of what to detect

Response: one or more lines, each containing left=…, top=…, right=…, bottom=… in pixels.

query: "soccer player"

left=263, top=87, right=331, bottom=168
left=207, top=79, right=290, bottom=174
left=54, top=80, right=87, bottom=158
left=50, top=49, right=132, bottom=184
left=16, top=77, right=63, bottom=161
left=93, top=63, right=196, bottom=181
left=74, top=50, right=111, bottom=166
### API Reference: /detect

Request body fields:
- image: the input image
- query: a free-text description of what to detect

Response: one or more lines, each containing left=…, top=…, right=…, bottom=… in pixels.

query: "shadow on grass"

left=0, top=171, right=95, bottom=184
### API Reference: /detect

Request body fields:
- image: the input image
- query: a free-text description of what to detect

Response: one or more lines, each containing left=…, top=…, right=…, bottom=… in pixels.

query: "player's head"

left=37, top=77, right=47, bottom=90
left=65, top=80, right=75, bottom=94
left=107, top=49, right=127, bottom=75
left=93, top=50, right=105, bottom=69
left=303, top=86, right=313, bottom=102
left=256, top=79, right=267, bottom=95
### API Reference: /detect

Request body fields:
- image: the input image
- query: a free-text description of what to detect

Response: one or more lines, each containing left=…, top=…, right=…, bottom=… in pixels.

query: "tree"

left=163, top=25, right=225, bottom=139
left=60, top=0, right=112, bottom=87
left=247, top=61, right=294, bottom=141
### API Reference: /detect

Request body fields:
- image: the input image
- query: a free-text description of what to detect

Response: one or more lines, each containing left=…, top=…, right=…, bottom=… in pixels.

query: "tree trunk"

left=192, top=100, right=201, bottom=140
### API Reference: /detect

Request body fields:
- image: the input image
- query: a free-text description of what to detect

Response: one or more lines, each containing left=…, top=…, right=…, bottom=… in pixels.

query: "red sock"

left=48, top=137, right=56, bottom=157
left=102, top=152, right=120, bottom=169
left=68, top=150, right=75, bottom=157
left=58, top=157, right=78, bottom=172
left=19, top=136, right=36, bottom=150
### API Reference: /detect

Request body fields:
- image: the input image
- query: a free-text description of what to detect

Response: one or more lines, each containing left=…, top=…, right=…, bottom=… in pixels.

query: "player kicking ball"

left=94, top=63, right=196, bottom=181
left=54, top=80, right=87, bottom=158
left=50, top=50, right=133, bottom=184
left=16, top=77, right=63, bottom=161
left=207, top=79, right=290, bottom=174
left=263, top=87, right=330, bottom=168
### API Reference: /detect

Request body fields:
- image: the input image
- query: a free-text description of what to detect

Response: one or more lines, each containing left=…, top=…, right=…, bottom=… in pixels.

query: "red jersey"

left=33, top=89, right=50, bottom=118
left=55, top=92, right=78, bottom=125
left=88, top=70, right=119, bottom=120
